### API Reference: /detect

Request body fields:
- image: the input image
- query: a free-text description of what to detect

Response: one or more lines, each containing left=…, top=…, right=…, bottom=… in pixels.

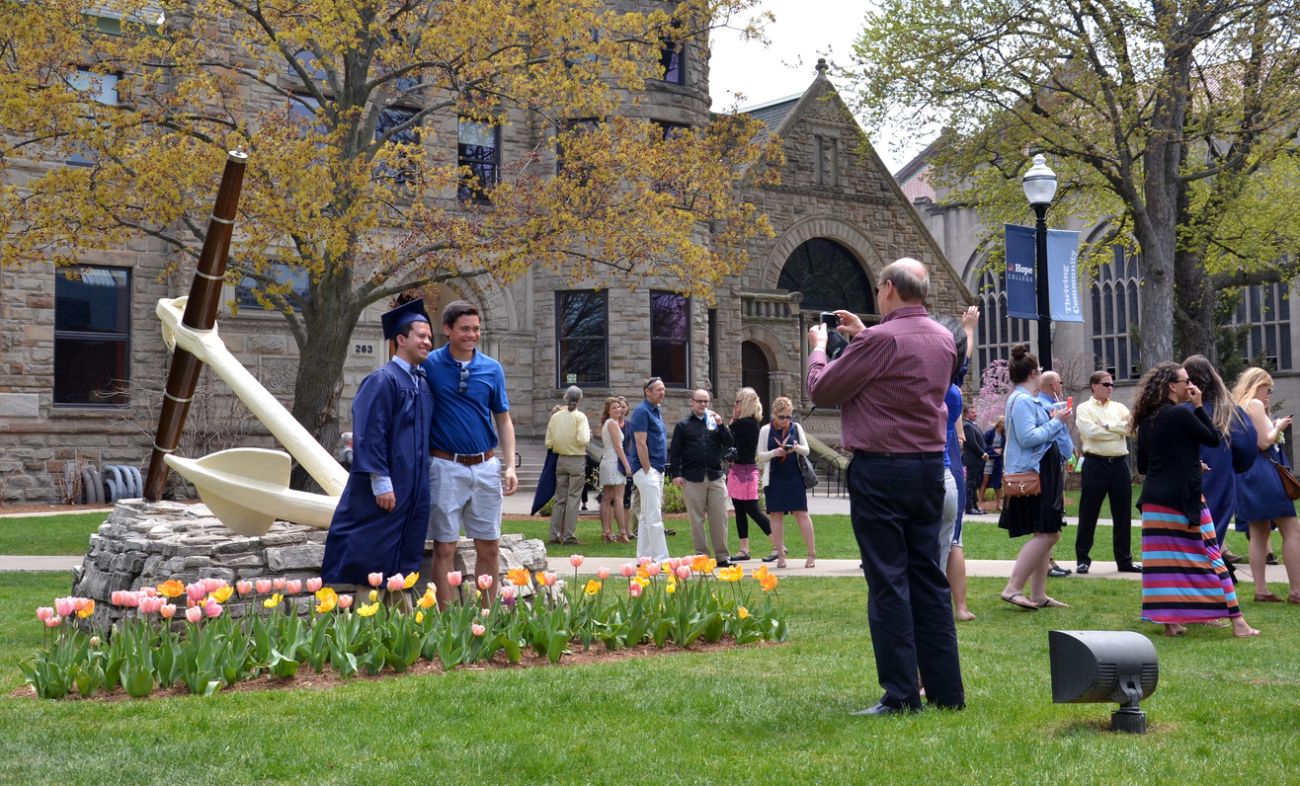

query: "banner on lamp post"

left=1003, top=224, right=1084, bottom=322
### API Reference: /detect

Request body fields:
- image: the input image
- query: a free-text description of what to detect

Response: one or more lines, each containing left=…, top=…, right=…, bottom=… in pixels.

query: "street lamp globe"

left=1022, top=153, right=1058, bottom=206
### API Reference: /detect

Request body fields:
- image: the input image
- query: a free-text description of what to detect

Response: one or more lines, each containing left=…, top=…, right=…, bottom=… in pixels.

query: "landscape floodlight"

left=1048, top=630, right=1159, bottom=734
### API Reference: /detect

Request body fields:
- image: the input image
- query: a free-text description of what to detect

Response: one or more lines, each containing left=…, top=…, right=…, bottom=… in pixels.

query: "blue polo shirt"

left=626, top=398, right=666, bottom=473
left=420, top=345, right=509, bottom=455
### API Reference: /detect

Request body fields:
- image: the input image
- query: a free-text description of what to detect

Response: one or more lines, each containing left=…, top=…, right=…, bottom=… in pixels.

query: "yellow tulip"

left=418, top=591, right=436, bottom=609
left=584, top=579, right=602, bottom=595
left=357, top=602, right=380, bottom=617
left=416, top=611, right=425, bottom=624
left=507, top=568, right=531, bottom=586
left=368, top=589, right=379, bottom=602
left=705, top=559, right=718, bottom=574
left=76, top=599, right=96, bottom=619
left=403, top=571, right=419, bottom=590
left=211, top=586, right=234, bottom=604
left=754, top=564, right=770, bottom=581
left=632, top=576, right=650, bottom=590
left=665, top=580, right=676, bottom=594
left=760, top=573, right=779, bottom=592
left=315, top=595, right=336, bottom=614
left=263, top=593, right=282, bottom=608
left=718, top=566, right=743, bottom=582
left=738, top=606, right=750, bottom=620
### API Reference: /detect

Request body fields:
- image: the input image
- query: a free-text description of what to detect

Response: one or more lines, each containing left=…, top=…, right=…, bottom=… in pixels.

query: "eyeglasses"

left=1096, top=382, right=1114, bottom=388
left=691, top=398, right=710, bottom=404
left=643, top=376, right=662, bottom=390
left=457, top=363, right=470, bottom=394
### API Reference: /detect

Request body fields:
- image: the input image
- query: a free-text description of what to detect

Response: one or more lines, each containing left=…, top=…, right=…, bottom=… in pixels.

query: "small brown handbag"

left=1271, top=459, right=1300, bottom=501
left=1003, top=471, right=1042, bottom=498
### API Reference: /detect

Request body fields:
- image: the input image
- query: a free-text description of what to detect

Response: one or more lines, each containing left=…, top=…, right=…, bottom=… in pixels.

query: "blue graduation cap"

left=380, top=299, right=431, bottom=340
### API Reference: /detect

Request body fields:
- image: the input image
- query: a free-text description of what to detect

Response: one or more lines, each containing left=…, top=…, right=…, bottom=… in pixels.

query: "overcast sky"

left=706, top=0, right=927, bottom=174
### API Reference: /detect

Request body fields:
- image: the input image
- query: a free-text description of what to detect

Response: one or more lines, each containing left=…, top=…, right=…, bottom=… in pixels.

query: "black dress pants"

left=849, top=454, right=964, bottom=710
left=1075, top=454, right=1134, bottom=566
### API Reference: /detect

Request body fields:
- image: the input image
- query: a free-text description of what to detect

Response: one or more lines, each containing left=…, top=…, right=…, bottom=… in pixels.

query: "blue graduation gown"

left=1200, top=403, right=1257, bottom=544
left=322, top=361, right=432, bottom=585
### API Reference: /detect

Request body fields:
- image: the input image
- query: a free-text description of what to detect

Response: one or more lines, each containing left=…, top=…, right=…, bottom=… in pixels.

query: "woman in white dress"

left=599, top=396, right=634, bottom=543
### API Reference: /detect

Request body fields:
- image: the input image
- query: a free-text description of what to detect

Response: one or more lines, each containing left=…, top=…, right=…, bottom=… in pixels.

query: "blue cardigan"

left=1003, top=386, right=1067, bottom=474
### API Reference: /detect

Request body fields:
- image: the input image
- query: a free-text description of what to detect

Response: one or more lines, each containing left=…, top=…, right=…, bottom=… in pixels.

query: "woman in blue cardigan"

left=998, top=345, right=1072, bottom=610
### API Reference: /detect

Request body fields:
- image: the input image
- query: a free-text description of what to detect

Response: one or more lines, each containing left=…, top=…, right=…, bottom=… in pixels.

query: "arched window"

left=1090, top=247, right=1141, bottom=380
left=777, top=239, right=875, bottom=315
left=975, top=265, right=1030, bottom=381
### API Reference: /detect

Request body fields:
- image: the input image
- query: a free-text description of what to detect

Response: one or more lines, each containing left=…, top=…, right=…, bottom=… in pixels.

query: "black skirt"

left=999, top=444, right=1064, bottom=537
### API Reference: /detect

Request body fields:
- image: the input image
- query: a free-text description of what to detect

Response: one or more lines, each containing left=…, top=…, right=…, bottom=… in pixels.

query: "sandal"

left=1234, top=625, right=1261, bottom=638
left=776, top=547, right=787, bottom=569
left=732, top=551, right=751, bottom=561
left=1034, top=597, right=1070, bottom=608
left=1163, top=624, right=1187, bottom=637
left=1254, top=592, right=1284, bottom=603
left=805, top=555, right=816, bottom=569
left=1000, top=592, right=1038, bottom=611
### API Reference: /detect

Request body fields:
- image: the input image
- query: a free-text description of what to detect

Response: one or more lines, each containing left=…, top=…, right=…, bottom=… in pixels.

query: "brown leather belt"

left=430, top=448, right=495, bottom=466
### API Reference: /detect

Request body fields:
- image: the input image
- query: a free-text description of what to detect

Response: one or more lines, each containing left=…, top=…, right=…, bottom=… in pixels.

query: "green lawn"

left=2, top=570, right=1298, bottom=784
left=0, top=512, right=104, bottom=555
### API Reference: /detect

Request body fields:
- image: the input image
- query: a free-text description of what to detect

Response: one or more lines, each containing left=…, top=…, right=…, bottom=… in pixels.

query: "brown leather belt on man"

left=430, top=448, right=495, bottom=466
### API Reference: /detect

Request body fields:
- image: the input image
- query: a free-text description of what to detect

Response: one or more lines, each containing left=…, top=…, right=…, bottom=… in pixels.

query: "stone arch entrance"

left=741, top=341, right=772, bottom=423
left=777, top=238, right=876, bottom=316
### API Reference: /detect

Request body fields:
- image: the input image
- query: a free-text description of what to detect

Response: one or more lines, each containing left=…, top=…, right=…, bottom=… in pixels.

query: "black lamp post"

left=1022, top=153, right=1058, bottom=371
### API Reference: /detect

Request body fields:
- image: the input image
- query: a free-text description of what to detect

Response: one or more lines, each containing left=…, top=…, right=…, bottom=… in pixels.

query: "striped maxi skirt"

left=1140, top=503, right=1242, bottom=624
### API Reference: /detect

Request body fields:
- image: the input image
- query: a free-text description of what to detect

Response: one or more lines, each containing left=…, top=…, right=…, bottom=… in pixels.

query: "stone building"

left=0, top=12, right=969, bottom=504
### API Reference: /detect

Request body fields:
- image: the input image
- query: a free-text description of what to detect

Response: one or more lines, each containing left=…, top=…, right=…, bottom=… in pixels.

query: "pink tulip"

left=368, top=572, right=384, bottom=588
left=137, top=597, right=157, bottom=614
left=446, top=571, right=463, bottom=588
left=500, top=586, right=517, bottom=603
left=569, top=554, right=584, bottom=568
left=628, top=582, right=643, bottom=598
left=387, top=574, right=406, bottom=592
left=255, top=578, right=272, bottom=594
left=272, top=577, right=286, bottom=591
left=540, top=571, right=558, bottom=587
left=471, top=623, right=486, bottom=637
left=186, top=582, right=207, bottom=604
left=55, top=597, right=74, bottom=617
left=121, top=592, right=140, bottom=608
left=160, top=603, right=177, bottom=619
left=286, top=579, right=303, bottom=595
left=306, top=577, right=323, bottom=593
left=597, top=567, right=610, bottom=580
left=36, top=607, right=54, bottom=622
left=45, top=616, right=62, bottom=628
left=110, top=591, right=125, bottom=607
left=338, top=594, right=354, bottom=610
left=646, top=562, right=662, bottom=578
left=620, top=563, right=637, bottom=578
left=477, top=574, right=494, bottom=591
left=204, top=598, right=223, bottom=618
left=72, top=597, right=91, bottom=612
left=675, top=565, right=692, bottom=581
left=638, top=556, right=652, bottom=566
left=185, top=606, right=203, bottom=624
left=202, top=577, right=224, bottom=594
left=139, top=586, right=157, bottom=598
left=236, top=580, right=253, bottom=596
left=668, top=558, right=681, bottom=570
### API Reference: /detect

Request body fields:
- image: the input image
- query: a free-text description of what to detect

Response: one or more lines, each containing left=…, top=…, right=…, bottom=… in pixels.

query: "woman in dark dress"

left=1181, top=355, right=1256, bottom=551
left=997, top=345, right=1072, bottom=610
left=726, top=387, right=772, bottom=561
left=757, top=396, right=814, bottom=569
left=1133, top=361, right=1258, bottom=638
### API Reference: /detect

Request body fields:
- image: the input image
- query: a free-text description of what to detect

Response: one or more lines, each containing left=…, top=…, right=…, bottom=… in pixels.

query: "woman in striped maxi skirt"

left=1131, top=362, right=1259, bottom=638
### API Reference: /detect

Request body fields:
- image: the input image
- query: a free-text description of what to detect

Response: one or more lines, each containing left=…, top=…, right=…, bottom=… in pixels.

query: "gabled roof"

left=739, top=93, right=801, bottom=138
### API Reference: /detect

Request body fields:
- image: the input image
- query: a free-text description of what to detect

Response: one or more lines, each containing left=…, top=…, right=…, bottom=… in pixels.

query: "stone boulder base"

left=71, top=499, right=548, bottom=629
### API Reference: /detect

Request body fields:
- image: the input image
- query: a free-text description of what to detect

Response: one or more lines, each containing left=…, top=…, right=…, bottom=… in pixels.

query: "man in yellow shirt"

left=545, top=386, right=591, bottom=545
left=1074, top=370, right=1141, bottom=574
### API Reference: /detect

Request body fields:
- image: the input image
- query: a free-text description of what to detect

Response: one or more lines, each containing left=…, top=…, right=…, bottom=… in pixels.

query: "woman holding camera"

left=757, top=396, right=815, bottom=569
left=997, top=345, right=1072, bottom=610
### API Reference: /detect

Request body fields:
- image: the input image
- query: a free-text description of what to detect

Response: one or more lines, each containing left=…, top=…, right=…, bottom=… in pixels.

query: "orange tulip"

left=157, top=579, right=184, bottom=599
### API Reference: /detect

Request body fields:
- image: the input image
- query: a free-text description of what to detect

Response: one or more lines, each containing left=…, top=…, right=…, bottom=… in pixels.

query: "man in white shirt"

left=1074, top=370, right=1141, bottom=574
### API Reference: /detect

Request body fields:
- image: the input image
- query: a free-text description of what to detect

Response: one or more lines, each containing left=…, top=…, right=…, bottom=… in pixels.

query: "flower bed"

left=20, top=555, right=787, bottom=700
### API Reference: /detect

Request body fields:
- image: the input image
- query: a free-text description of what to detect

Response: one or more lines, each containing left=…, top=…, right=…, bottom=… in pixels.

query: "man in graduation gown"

left=322, top=299, right=434, bottom=586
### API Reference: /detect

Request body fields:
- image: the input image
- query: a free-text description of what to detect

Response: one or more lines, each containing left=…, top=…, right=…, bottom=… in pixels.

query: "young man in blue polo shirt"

left=421, top=300, right=518, bottom=607
left=628, top=376, right=670, bottom=561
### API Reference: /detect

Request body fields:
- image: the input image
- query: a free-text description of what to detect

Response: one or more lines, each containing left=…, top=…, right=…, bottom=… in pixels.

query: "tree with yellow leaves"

left=0, top=0, right=779, bottom=484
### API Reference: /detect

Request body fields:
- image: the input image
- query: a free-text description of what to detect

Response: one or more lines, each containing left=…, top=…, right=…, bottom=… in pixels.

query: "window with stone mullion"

left=556, top=290, right=608, bottom=387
